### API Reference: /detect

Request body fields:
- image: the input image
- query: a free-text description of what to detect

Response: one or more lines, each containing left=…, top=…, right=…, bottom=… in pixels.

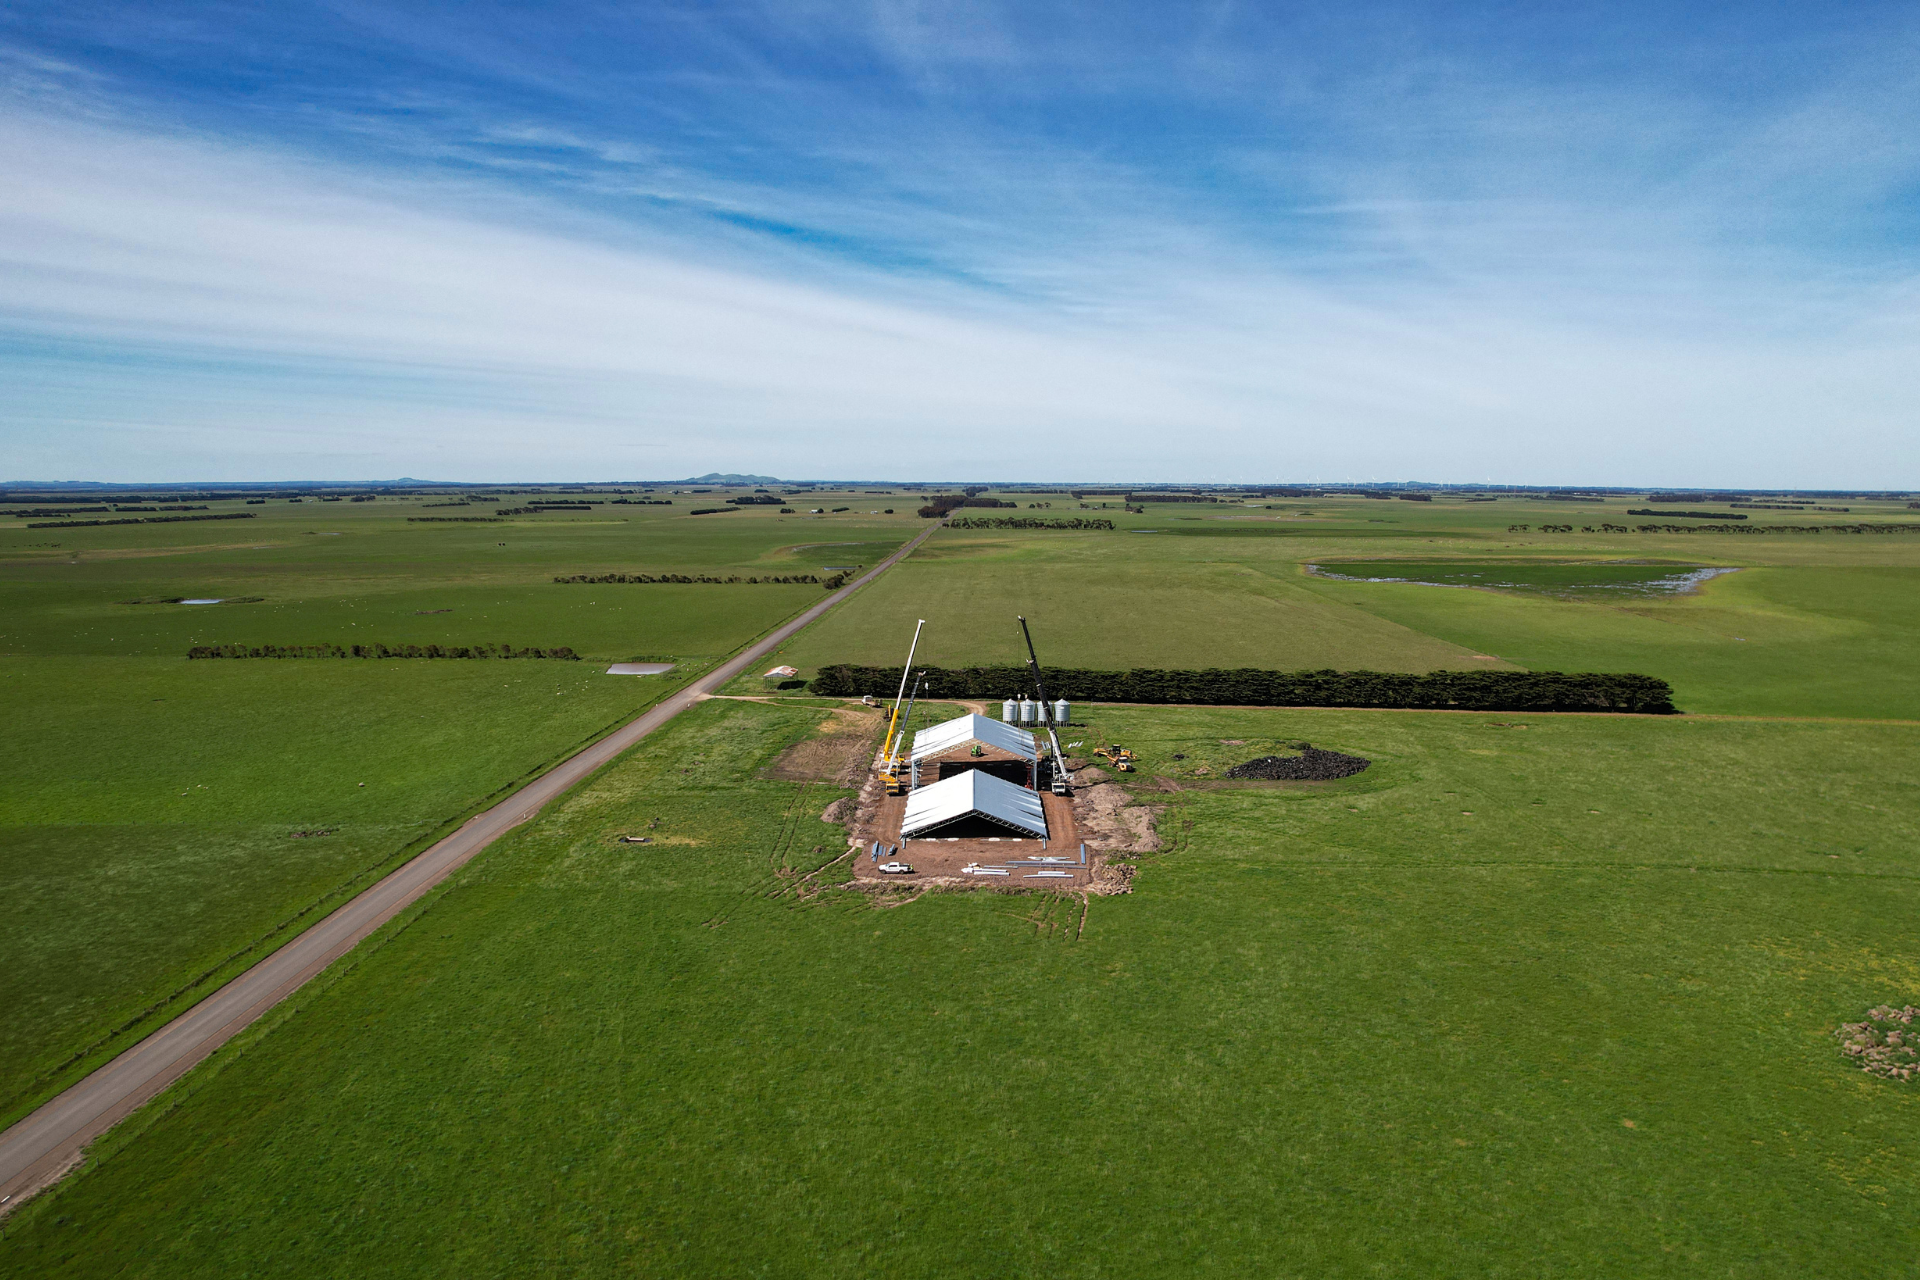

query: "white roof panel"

left=909, top=712, right=1037, bottom=762
left=901, top=769, right=1049, bottom=840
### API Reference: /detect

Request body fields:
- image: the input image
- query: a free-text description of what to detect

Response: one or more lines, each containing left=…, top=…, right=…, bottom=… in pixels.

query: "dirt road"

left=0, top=520, right=943, bottom=1214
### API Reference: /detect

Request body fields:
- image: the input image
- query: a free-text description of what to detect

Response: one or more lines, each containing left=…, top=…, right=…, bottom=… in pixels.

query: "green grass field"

left=1306, top=558, right=1728, bottom=595
left=1297, top=563, right=1920, bottom=720
left=4, top=488, right=1919, bottom=1275
left=3, top=697, right=1912, bottom=1276
left=777, top=496, right=1920, bottom=720
left=0, top=492, right=910, bottom=1123
left=776, top=520, right=1515, bottom=674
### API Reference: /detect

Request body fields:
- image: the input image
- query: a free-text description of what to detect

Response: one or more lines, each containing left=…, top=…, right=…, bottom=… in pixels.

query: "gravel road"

left=0, top=519, right=942, bottom=1214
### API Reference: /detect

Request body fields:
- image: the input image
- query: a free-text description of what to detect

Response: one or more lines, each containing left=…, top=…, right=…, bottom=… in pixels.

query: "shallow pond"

left=1308, top=561, right=1739, bottom=598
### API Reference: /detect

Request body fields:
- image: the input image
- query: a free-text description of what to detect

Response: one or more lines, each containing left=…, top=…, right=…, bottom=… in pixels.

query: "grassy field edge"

left=0, top=657, right=732, bottom=1133
left=0, top=578, right=855, bottom=1136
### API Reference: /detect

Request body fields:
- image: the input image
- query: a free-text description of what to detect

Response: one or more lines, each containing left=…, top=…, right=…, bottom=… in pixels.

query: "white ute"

left=877, top=861, right=914, bottom=875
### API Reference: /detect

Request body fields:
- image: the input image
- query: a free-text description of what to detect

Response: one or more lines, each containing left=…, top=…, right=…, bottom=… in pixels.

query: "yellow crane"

left=878, top=672, right=925, bottom=795
left=876, top=620, right=925, bottom=795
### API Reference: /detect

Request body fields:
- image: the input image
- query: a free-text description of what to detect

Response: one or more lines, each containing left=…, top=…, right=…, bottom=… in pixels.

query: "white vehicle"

left=877, top=861, right=914, bottom=875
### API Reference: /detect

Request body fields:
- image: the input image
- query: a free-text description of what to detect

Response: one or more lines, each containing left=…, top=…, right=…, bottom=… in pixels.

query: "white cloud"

left=1, top=97, right=1917, bottom=485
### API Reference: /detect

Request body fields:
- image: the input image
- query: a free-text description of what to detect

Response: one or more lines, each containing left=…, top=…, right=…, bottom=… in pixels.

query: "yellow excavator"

left=1092, top=743, right=1136, bottom=772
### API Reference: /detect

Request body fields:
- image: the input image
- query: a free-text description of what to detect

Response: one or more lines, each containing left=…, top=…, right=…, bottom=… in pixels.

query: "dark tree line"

left=555, top=572, right=823, bottom=584
left=188, top=643, right=581, bottom=660
left=810, top=664, right=1678, bottom=714
left=917, top=495, right=1018, bottom=517
left=945, top=517, right=1116, bottom=530
left=28, top=512, right=257, bottom=530
left=556, top=570, right=855, bottom=589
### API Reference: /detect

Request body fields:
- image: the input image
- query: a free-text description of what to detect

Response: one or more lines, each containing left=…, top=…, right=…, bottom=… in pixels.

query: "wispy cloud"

left=1, top=4, right=1918, bottom=482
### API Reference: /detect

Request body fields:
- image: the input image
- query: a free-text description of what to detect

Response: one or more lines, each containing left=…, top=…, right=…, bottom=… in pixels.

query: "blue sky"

left=2, top=2, right=1917, bottom=483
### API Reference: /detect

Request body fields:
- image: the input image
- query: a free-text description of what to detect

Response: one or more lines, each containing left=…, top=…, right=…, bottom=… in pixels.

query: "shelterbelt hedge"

left=809, top=665, right=1677, bottom=713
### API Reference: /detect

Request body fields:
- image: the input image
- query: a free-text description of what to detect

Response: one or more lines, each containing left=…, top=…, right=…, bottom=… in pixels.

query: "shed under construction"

left=900, top=768, right=1049, bottom=840
left=855, top=620, right=1096, bottom=883
left=908, top=712, right=1039, bottom=788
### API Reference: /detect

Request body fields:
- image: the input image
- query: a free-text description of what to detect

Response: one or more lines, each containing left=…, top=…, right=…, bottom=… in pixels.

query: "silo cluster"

left=1001, top=697, right=1071, bottom=725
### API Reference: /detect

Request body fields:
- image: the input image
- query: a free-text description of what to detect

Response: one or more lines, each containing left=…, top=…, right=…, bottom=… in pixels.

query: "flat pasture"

left=0, top=492, right=910, bottom=1123
left=1296, top=562, right=1920, bottom=720
left=777, top=513, right=1512, bottom=674
left=4, top=698, right=1913, bottom=1276
left=779, top=495, right=1920, bottom=720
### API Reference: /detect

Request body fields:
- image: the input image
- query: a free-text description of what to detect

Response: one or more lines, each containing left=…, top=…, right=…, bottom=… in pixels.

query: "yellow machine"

left=878, top=683, right=917, bottom=795
left=877, top=622, right=927, bottom=796
left=1092, top=743, right=1136, bottom=772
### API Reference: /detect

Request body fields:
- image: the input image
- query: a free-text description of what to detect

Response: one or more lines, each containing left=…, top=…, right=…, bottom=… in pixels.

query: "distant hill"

left=677, top=472, right=784, bottom=485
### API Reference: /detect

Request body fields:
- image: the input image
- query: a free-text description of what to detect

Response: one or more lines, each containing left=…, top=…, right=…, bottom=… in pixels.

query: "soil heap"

left=1225, top=745, right=1371, bottom=781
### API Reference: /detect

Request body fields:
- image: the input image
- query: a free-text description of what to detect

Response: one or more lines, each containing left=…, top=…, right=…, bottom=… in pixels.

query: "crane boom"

left=1016, top=616, right=1071, bottom=794
left=880, top=619, right=926, bottom=772
left=893, top=671, right=924, bottom=773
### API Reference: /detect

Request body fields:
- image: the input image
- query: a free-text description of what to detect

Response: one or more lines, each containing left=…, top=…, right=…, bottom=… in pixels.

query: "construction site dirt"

left=760, top=704, right=884, bottom=785
left=844, top=765, right=1151, bottom=895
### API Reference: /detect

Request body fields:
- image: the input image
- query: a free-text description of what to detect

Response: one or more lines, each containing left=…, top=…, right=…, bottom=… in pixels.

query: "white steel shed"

left=909, top=713, right=1038, bottom=763
left=900, top=769, right=1050, bottom=840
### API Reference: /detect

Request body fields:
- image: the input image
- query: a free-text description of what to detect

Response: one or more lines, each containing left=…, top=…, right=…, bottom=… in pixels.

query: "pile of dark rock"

left=1225, top=745, right=1371, bottom=781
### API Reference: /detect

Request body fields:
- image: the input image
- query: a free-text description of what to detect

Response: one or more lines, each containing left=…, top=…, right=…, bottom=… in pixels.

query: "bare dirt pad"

left=1225, top=746, right=1371, bottom=781
left=847, top=790, right=1099, bottom=891
left=763, top=708, right=883, bottom=784
left=833, top=750, right=1149, bottom=898
left=1072, top=778, right=1163, bottom=854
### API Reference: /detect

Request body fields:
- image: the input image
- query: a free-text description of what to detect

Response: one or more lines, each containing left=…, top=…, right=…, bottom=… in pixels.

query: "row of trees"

left=917, top=495, right=1018, bottom=517
left=1635, top=522, right=1920, bottom=535
left=188, top=643, right=581, bottom=660
left=27, top=512, right=257, bottom=529
left=8, top=504, right=211, bottom=516
left=554, top=572, right=823, bottom=584
left=554, top=569, right=856, bottom=589
left=810, top=665, right=1678, bottom=713
left=1505, top=522, right=1918, bottom=535
left=945, top=517, right=1116, bottom=530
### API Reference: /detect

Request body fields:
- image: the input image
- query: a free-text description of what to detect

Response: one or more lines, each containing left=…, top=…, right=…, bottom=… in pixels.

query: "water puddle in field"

left=1307, top=562, right=1740, bottom=598
left=606, top=662, right=676, bottom=675
left=179, top=598, right=223, bottom=605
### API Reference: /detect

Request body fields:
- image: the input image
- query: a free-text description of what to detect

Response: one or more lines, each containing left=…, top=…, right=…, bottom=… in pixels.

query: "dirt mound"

left=1225, top=745, right=1371, bottom=781
left=1087, top=861, right=1136, bottom=895
left=1073, top=782, right=1162, bottom=853
left=820, top=797, right=856, bottom=826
